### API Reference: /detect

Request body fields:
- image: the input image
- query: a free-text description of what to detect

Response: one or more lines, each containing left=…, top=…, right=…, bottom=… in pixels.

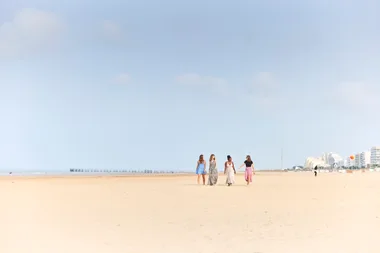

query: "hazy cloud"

left=113, top=73, right=130, bottom=84
left=0, top=8, right=65, bottom=59
left=177, top=73, right=227, bottom=86
left=330, top=82, right=380, bottom=107
left=176, top=73, right=228, bottom=94
left=247, top=72, right=287, bottom=109
left=101, top=20, right=122, bottom=39
left=254, top=72, right=276, bottom=90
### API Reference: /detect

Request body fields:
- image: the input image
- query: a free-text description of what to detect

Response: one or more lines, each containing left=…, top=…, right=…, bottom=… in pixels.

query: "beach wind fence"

left=68, top=168, right=181, bottom=174
left=67, top=168, right=380, bottom=175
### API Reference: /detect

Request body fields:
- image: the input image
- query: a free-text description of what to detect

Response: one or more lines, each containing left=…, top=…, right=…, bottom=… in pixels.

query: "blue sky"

left=1, top=0, right=380, bottom=172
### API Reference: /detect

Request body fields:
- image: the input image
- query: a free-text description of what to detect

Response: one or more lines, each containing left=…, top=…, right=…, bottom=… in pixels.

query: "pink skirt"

left=245, top=167, right=253, bottom=182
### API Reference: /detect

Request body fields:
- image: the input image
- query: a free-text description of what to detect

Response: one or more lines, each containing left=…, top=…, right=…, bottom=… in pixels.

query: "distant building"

left=304, top=157, right=328, bottom=169
left=321, top=152, right=343, bottom=168
left=354, top=153, right=360, bottom=168
left=343, top=158, right=348, bottom=167
left=370, top=146, right=380, bottom=167
left=359, top=151, right=371, bottom=168
left=344, top=157, right=355, bottom=168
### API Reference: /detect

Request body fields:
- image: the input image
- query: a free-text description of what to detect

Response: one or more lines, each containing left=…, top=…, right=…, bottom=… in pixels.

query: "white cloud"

left=176, top=73, right=228, bottom=94
left=101, top=20, right=122, bottom=39
left=176, top=72, right=287, bottom=109
left=250, top=72, right=277, bottom=94
left=254, top=72, right=276, bottom=90
left=113, top=73, right=130, bottom=84
left=176, top=73, right=227, bottom=86
left=246, top=72, right=287, bottom=108
left=328, top=82, right=380, bottom=108
left=318, top=81, right=380, bottom=122
left=0, top=8, right=65, bottom=58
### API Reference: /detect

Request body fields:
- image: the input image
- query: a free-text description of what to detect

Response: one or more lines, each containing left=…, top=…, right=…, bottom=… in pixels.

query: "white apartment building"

left=304, top=157, right=327, bottom=169
left=344, top=157, right=352, bottom=167
left=359, top=151, right=371, bottom=168
left=349, top=157, right=356, bottom=167
left=321, top=152, right=343, bottom=167
left=343, top=158, right=349, bottom=167
left=354, top=153, right=360, bottom=168
left=370, top=147, right=380, bottom=167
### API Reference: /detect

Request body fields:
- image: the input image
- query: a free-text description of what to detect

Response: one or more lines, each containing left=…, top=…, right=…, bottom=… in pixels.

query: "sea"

left=0, top=170, right=193, bottom=177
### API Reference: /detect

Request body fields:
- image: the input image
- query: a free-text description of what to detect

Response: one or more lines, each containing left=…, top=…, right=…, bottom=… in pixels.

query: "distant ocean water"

left=0, top=168, right=273, bottom=177
left=0, top=170, right=194, bottom=177
left=0, top=171, right=69, bottom=176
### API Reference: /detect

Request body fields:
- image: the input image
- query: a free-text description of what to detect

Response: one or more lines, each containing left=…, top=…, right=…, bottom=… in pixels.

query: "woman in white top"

left=224, top=155, right=236, bottom=186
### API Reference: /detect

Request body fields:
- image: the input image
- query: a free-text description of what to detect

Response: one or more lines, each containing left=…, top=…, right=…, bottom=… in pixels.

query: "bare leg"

left=202, top=174, right=206, bottom=185
left=197, top=175, right=200, bottom=184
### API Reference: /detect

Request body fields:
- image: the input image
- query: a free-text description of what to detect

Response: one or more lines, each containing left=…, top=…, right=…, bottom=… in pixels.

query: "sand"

left=1, top=172, right=380, bottom=253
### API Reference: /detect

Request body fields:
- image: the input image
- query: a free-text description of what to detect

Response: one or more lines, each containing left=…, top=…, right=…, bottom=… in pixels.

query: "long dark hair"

left=199, top=154, right=204, bottom=163
left=246, top=155, right=252, bottom=162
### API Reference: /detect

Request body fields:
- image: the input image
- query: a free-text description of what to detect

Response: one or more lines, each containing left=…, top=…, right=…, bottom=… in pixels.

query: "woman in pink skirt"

left=239, top=155, right=254, bottom=185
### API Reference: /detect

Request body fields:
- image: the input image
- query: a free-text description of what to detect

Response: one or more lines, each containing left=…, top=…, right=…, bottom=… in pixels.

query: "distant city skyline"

left=304, top=146, right=380, bottom=169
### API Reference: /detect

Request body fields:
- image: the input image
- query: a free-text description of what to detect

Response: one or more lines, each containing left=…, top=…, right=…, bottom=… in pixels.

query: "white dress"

left=225, top=162, right=235, bottom=184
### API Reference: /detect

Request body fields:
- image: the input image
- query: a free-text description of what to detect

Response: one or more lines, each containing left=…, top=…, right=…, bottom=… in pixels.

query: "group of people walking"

left=195, top=154, right=255, bottom=186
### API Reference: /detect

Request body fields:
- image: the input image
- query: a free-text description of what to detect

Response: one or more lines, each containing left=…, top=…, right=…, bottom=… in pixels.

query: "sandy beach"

left=1, top=172, right=380, bottom=253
